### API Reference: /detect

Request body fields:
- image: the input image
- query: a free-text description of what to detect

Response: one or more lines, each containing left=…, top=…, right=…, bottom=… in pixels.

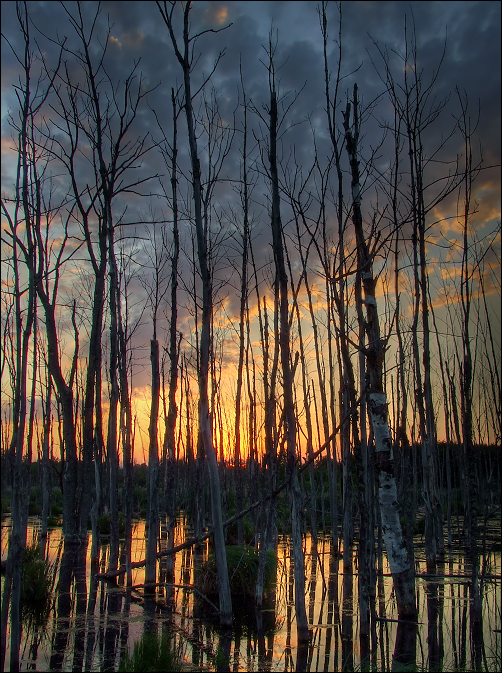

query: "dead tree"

left=260, top=37, right=309, bottom=643
left=142, top=225, right=170, bottom=592
left=233, top=65, right=251, bottom=547
left=0, top=8, right=41, bottom=665
left=160, top=89, right=182, bottom=576
left=370, top=22, right=465, bottom=570
left=41, top=1, right=156, bottom=559
left=157, top=0, right=233, bottom=627
left=343, top=84, right=417, bottom=621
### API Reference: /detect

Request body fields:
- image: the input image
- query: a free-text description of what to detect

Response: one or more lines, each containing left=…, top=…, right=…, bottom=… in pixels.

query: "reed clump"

left=21, top=543, right=54, bottom=625
left=200, top=545, right=277, bottom=599
left=118, top=630, right=181, bottom=672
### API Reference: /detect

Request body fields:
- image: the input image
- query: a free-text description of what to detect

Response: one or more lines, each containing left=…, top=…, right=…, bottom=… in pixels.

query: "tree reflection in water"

left=1, top=518, right=500, bottom=671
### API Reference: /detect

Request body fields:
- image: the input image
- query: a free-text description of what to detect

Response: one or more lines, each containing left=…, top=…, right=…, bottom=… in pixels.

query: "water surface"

left=2, top=517, right=500, bottom=671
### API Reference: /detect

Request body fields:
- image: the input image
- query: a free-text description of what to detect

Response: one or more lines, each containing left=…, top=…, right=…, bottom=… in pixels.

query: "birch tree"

left=343, top=84, right=417, bottom=620
left=370, top=23, right=464, bottom=570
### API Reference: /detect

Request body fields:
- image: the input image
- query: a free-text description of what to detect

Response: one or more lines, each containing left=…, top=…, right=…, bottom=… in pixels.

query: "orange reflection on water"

left=1, top=517, right=500, bottom=671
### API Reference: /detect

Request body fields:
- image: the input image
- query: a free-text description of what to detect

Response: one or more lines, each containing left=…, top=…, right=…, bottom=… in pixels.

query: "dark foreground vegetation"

left=2, top=445, right=501, bottom=547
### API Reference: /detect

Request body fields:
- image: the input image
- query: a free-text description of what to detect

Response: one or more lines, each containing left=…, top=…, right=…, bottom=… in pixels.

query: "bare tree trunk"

left=157, top=0, right=232, bottom=627
left=409, top=160, right=439, bottom=571
left=146, top=336, right=160, bottom=591
left=372, top=20, right=468, bottom=572
left=344, top=84, right=417, bottom=621
left=383, top=103, right=417, bottom=590
left=161, top=89, right=181, bottom=578
left=234, top=70, right=250, bottom=547
left=107, top=240, right=120, bottom=574
left=430, top=296, right=455, bottom=548
left=251, top=233, right=279, bottom=608
left=267, top=70, right=308, bottom=641
left=4, top=210, right=35, bottom=673
left=143, top=224, right=170, bottom=593
left=353, top=270, right=372, bottom=650
left=302, top=211, right=341, bottom=548
left=40, top=369, right=52, bottom=539
left=456, top=90, right=483, bottom=646
left=321, top=1, right=350, bottom=555
left=107, top=228, right=134, bottom=586
left=0, top=8, right=64, bottom=666
left=286, top=225, right=318, bottom=545
left=37, top=248, right=79, bottom=547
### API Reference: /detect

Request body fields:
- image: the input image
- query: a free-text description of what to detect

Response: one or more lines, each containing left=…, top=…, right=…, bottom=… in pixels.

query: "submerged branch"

left=127, top=582, right=219, bottom=613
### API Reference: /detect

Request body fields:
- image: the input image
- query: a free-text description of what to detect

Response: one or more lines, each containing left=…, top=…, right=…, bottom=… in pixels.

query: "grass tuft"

left=200, top=545, right=277, bottom=599
left=21, top=542, right=54, bottom=626
left=119, top=630, right=180, bottom=672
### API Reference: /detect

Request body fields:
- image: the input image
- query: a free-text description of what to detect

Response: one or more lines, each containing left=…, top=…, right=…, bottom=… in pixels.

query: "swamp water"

left=1, top=517, right=501, bottom=671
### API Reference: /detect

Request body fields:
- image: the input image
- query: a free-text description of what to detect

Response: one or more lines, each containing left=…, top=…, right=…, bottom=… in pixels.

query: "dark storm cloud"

left=3, top=1, right=499, bottom=173
left=2, top=1, right=500, bottom=392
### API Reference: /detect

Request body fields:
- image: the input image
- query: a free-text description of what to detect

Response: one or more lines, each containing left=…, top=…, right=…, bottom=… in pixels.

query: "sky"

left=1, top=1, right=501, bottom=458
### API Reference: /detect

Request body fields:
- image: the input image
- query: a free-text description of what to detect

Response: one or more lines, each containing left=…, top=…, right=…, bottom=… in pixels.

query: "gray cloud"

left=2, top=0, right=500, bottom=395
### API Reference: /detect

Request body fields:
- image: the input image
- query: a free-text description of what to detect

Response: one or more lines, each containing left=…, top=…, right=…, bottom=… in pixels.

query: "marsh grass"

left=46, top=514, right=61, bottom=527
left=200, top=545, right=277, bottom=598
left=21, top=542, right=54, bottom=626
left=118, top=630, right=181, bottom=672
left=96, top=512, right=125, bottom=536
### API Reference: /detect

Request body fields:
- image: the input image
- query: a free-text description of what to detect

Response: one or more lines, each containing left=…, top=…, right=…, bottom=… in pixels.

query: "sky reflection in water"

left=1, top=517, right=500, bottom=671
